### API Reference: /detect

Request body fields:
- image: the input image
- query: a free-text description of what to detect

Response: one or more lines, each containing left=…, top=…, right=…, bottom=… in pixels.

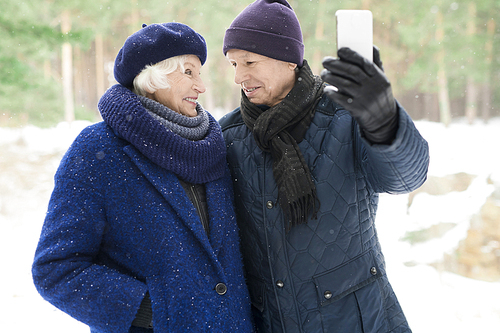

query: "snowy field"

left=1, top=117, right=500, bottom=332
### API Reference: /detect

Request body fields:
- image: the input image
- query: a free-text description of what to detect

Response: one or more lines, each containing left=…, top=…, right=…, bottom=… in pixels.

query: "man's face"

left=226, top=49, right=297, bottom=107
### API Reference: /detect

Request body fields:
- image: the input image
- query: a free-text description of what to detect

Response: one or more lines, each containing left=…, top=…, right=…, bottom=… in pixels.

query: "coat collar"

left=123, top=144, right=226, bottom=271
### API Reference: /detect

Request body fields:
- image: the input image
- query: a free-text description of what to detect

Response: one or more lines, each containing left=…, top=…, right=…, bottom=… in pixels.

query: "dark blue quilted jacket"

left=219, top=95, right=429, bottom=333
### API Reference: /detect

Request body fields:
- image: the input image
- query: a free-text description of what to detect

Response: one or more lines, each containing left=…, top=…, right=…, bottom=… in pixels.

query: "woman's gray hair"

left=133, top=55, right=188, bottom=96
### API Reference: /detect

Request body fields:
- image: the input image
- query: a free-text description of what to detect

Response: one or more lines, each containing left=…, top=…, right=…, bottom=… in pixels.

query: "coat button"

left=276, top=280, right=284, bottom=288
left=215, top=283, right=227, bottom=295
left=324, top=290, right=333, bottom=299
left=266, top=200, right=274, bottom=209
left=370, top=267, right=377, bottom=276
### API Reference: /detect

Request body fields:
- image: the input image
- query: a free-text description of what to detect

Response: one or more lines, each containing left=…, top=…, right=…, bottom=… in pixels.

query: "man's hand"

left=321, top=46, right=398, bottom=144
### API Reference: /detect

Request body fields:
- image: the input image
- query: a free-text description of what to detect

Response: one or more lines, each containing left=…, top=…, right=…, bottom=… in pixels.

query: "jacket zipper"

left=190, top=185, right=209, bottom=234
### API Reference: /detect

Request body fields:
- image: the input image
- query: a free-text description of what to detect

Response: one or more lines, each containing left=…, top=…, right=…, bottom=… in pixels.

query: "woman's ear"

left=288, top=62, right=298, bottom=71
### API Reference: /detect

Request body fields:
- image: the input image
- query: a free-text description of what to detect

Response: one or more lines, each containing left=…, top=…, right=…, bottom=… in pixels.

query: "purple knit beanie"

left=223, top=0, right=304, bottom=66
left=114, top=23, right=207, bottom=87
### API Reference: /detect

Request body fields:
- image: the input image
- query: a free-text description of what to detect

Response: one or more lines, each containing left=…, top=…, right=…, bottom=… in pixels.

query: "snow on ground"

left=1, top=118, right=500, bottom=332
left=377, top=118, right=500, bottom=332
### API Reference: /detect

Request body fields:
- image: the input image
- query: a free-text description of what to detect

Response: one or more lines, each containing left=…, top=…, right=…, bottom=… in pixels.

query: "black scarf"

left=240, top=60, right=324, bottom=231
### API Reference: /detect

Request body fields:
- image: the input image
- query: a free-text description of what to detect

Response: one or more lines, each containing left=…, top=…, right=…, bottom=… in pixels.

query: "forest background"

left=2, top=1, right=500, bottom=330
left=1, top=0, right=499, bottom=127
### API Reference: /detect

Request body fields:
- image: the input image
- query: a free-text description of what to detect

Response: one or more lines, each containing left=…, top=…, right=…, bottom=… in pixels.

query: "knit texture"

left=240, top=60, right=324, bottom=230
left=114, top=22, right=207, bottom=87
left=99, top=84, right=226, bottom=184
left=138, top=95, right=209, bottom=141
left=223, top=0, right=304, bottom=65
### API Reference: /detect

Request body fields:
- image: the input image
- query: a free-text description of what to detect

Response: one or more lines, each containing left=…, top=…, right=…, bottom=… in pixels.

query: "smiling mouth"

left=184, top=97, right=197, bottom=103
left=243, top=87, right=258, bottom=93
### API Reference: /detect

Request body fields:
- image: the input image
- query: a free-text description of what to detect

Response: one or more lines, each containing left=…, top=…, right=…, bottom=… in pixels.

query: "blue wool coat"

left=219, top=95, right=429, bottom=333
left=32, top=122, right=253, bottom=333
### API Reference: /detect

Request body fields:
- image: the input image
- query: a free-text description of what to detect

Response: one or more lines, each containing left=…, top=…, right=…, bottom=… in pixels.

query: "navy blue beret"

left=114, top=22, right=207, bottom=87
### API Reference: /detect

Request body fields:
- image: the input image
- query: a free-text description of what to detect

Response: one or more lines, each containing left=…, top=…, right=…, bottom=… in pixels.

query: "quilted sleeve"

left=357, top=102, right=430, bottom=194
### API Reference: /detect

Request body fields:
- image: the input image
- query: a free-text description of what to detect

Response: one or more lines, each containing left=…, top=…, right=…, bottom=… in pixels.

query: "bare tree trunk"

left=481, top=82, right=492, bottom=122
left=61, top=10, right=74, bottom=123
left=482, top=18, right=495, bottom=123
left=95, top=34, right=105, bottom=100
left=43, top=59, right=51, bottom=80
left=73, top=45, right=83, bottom=108
left=361, top=0, right=371, bottom=9
left=311, top=0, right=326, bottom=75
left=465, top=3, right=477, bottom=124
left=130, top=1, right=140, bottom=35
left=465, top=78, right=478, bottom=124
left=201, top=75, right=215, bottom=114
left=436, top=11, right=451, bottom=126
left=423, top=93, right=440, bottom=122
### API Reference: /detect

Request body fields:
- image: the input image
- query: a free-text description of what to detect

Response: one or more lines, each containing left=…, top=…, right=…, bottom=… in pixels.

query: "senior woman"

left=32, top=23, right=253, bottom=333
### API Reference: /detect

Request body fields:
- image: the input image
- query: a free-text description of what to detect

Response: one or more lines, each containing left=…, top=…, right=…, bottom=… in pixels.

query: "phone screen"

left=336, top=10, right=373, bottom=62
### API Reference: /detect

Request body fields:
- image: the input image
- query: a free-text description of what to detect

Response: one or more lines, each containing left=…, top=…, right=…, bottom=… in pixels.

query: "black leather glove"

left=321, top=46, right=398, bottom=144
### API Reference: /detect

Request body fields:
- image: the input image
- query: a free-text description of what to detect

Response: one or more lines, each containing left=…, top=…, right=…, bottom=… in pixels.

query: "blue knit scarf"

left=98, top=84, right=227, bottom=184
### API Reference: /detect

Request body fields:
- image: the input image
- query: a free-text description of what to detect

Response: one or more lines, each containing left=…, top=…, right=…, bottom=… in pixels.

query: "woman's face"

left=149, top=55, right=206, bottom=117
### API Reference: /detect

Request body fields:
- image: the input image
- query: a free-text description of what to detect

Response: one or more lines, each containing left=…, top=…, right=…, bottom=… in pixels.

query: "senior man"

left=219, top=1, right=429, bottom=332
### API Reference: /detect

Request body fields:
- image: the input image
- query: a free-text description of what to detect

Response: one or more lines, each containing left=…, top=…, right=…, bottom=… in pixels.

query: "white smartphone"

left=336, top=10, right=373, bottom=62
